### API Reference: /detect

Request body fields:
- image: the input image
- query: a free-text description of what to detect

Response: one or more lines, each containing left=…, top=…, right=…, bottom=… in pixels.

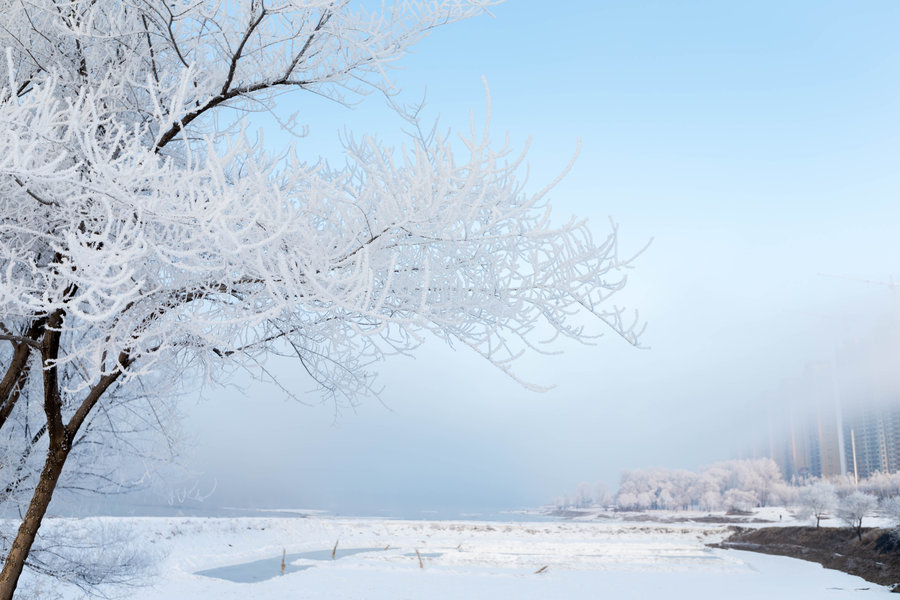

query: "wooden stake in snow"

left=415, top=549, right=424, bottom=569
left=535, top=565, right=549, bottom=574
left=281, top=549, right=286, bottom=575
left=332, top=540, right=339, bottom=560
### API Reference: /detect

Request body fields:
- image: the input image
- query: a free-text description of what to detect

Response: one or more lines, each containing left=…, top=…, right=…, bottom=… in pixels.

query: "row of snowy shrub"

left=554, top=459, right=900, bottom=514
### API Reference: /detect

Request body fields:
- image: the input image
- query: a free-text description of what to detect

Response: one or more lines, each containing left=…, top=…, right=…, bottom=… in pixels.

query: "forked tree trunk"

left=0, top=444, right=70, bottom=600
left=0, top=337, right=124, bottom=599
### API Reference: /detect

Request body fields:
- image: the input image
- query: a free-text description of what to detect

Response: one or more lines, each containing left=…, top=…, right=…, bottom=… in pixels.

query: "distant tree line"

left=554, top=459, right=900, bottom=534
left=613, top=459, right=783, bottom=512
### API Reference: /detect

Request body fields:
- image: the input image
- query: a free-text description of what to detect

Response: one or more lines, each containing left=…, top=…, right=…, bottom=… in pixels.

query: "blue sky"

left=174, top=1, right=900, bottom=516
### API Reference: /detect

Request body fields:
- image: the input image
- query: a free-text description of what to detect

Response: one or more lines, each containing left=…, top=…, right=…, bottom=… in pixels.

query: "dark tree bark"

left=0, top=444, right=70, bottom=600
left=0, top=310, right=128, bottom=598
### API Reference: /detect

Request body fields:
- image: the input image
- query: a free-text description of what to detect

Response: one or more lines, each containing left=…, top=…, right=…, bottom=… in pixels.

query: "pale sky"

left=170, top=1, right=900, bottom=517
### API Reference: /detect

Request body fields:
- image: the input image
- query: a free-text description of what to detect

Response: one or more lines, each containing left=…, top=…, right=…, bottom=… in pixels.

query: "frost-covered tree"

left=699, top=490, right=721, bottom=512
left=594, top=482, right=612, bottom=508
left=769, top=480, right=799, bottom=507
left=723, top=488, right=758, bottom=513
left=615, top=491, right=638, bottom=511
left=704, top=458, right=781, bottom=507
left=0, top=0, right=644, bottom=595
left=611, top=459, right=783, bottom=512
left=797, top=481, right=838, bottom=527
left=574, top=482, right=594, bottom=508
left=859, top=471, right=900, bottom=500
left=617, top=468, right=693, bottom=510
left=882, top=495, right=900, bottom=527
left=837, top=491, right=878, bottom=541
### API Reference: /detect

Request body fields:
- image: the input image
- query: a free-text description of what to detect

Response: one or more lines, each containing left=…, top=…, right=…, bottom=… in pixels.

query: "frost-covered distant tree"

left=745, top=459, right=781, bottom=506
left=704, top=458, right=781, bottom=507
left=612, top=460, right=784, bottom=513
left=0, top=0, right=644, bottom=595
left=883, top=495, right=900, bottom=527
left=699, top=490, right=721, bottom=512
left=574, top=482, right=594, bottom=508
left=723, top=488, right=758, bottom=513
left=860, top=471, right=900, bottom=499
left=770, top=480, right=799, bottom=507
left=797, top=481, right=838, bottom=527
left=837, top=491, right=878, bottom=541
left=656, top=488, right=675, bottom=510
left=636, top=491, right=654, bottom=510
left=615, top=467, right=698, bottom=511
left=690, top=472, right=721, bottom=511
left=594, top=482, right=612, bottom=508
left=615, top=491, right=638, bottom=511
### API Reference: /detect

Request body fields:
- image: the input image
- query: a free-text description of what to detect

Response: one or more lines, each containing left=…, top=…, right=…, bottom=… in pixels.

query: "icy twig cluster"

left=0, top=1, right=641, bottom=595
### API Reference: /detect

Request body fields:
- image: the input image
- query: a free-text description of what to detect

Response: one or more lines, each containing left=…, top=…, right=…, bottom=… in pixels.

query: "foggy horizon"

left=90, top=1, right=900, bottom=518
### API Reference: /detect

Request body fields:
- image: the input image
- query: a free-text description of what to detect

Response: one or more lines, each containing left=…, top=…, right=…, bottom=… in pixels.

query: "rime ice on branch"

left=0, top=1, right=642, bottom=596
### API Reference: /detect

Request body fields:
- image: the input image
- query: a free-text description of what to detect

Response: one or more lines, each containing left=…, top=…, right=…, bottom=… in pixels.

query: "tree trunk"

left=0, top=445, right=69, bottom=600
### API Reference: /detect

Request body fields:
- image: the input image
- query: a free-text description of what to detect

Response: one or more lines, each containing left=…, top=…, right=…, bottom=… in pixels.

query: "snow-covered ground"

left=22, top=511, right=894, bottom=598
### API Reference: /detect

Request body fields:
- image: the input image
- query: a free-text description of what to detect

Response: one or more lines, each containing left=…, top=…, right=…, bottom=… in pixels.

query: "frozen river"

left=22, top=513, right=893, bottom=599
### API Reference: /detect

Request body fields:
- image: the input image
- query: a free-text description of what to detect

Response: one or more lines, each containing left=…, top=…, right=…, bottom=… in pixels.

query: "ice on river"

left=24, top=513, right=893, bottom=599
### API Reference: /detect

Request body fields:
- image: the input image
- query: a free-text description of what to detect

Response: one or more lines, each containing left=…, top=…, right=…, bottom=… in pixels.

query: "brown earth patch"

left=712, top=526, right=900, bottom=591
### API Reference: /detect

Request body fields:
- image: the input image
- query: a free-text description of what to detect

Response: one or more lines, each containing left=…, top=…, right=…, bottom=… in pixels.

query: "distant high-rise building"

left=763, top=364, right=844, bottom=481
left=762, top=316, right=900, bottom=482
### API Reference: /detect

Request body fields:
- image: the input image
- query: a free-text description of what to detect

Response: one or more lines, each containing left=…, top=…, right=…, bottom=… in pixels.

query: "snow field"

left=23, top=514, right=895, bottom=599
